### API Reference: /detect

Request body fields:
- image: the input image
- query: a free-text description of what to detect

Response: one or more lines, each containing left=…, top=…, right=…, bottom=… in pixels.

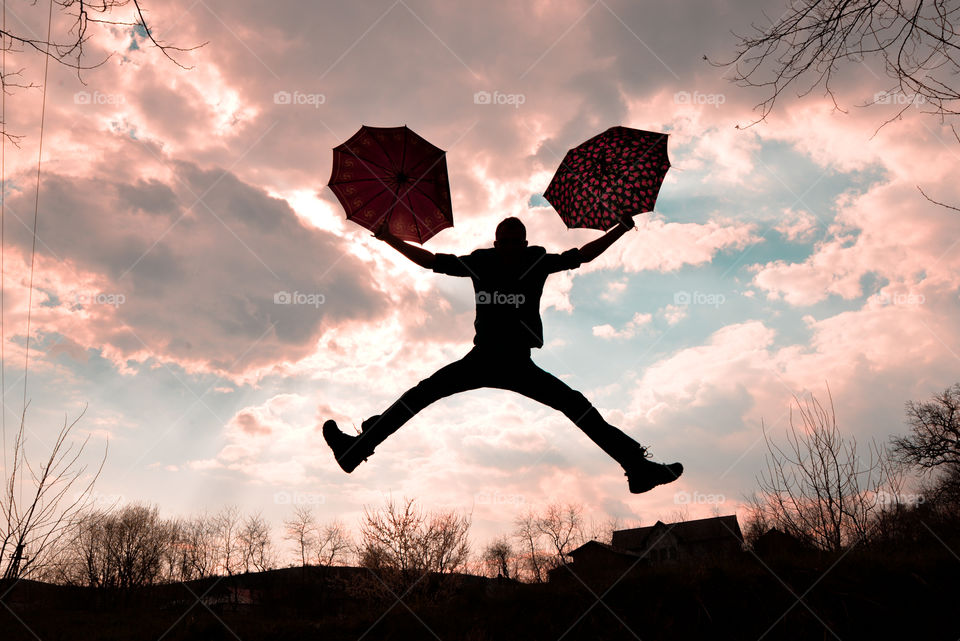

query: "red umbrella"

left=543, top=126, right=670, bottom=230
left=327, top=125, right=453, bottom=244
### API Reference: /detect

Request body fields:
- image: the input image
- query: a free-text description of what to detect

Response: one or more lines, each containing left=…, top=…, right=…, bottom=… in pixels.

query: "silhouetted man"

left=323, top=215, right=683, bottom=494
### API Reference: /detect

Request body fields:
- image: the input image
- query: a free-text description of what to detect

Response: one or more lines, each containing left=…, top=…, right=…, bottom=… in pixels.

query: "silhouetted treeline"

left=742, top=385, right=959, bottom=555
left=4, top=385, right=960, bottom=638
left=37, top=504, right=278, bottom=587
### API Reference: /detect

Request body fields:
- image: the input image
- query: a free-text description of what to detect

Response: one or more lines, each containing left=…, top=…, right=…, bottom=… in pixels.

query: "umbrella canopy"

left=543, top=126, right=670, bottom=230
left=328, top=125, right=453, bottom=244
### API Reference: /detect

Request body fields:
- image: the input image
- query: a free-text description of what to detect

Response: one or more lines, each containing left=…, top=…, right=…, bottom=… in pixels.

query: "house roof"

left=610, top=514, right=742, bottom=551
left=567, top=539, right=644, bottom=558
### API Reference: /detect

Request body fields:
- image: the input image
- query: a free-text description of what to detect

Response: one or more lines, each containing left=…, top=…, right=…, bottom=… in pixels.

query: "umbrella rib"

left=408, top=182, right=448, bottom=219
left=366, top=130, right=408, bottom=228
left=405, top=150, right=442, bottom=176
left=407, top=191, right=424, bottom=244
left=346, top=189, right=393, bottom=221
left=336, top=146, right=395, bottom=175
left=336, top=146, right=420, bottom=222
left=329, top=177, right=391, bottom=185
left=397, top=152, right=448, bottom=200
left=380, top=187, right=405, bottom=231
left=366, top=133, right=401, bottom=175
left=389, top=127, right=409, bottom=226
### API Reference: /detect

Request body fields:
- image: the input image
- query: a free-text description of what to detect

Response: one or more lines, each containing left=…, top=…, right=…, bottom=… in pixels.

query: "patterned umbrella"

left=543, top=126, right=670, bottom=230
left=327, top=125, right=453, bottom=244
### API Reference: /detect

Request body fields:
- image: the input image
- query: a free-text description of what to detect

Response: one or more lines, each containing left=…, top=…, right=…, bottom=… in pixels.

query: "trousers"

left=358, top=346, right=644, bottom=467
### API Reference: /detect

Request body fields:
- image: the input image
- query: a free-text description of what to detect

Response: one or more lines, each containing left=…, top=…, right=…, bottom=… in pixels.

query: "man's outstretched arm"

left=578, top=214, right=635, bottom=263
left=374, top=219, right=436, bottom=269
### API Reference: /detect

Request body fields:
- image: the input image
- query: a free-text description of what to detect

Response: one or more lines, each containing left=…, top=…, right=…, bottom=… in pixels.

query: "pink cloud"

left=752, top=180, right=960, bottom=306
left=583, top=214, right=762, bottom=274
left=592, top=312, right=653, bottom=340
left=2, top=149, right=393, bottom=382
left=774, top=208, right=819, bottom=242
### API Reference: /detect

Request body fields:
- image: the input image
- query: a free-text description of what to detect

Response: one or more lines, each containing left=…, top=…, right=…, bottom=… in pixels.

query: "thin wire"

left=22, top=0, right=54, bottom=416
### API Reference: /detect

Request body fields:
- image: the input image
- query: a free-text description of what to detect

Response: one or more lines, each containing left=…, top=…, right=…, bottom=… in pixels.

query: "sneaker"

left=624, top=458, right=684, bottom=494
left=322, top=419, right=374, bottom=473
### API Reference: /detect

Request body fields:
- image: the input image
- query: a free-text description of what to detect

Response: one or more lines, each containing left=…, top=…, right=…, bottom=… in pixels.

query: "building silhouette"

left=550, top=514, right=743, bottom=584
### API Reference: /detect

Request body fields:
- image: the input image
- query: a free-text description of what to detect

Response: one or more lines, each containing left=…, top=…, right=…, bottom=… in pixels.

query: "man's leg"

left=360, top=349, right=492, bottom=446
left=493, top=358, right=646, bottom=468
left=324, top=349, right=491, bottom=470
left=493, top=357, right=683, bottom=493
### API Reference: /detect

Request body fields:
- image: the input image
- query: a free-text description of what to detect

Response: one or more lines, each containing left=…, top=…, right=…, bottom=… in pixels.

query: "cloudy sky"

left=1, top=0, right=958, bottom=552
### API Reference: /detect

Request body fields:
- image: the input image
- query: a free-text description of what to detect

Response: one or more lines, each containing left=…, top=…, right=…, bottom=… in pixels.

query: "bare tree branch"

left=0, top=0, right=205, bottom=144
left=710, top=0, right=960, bottom=128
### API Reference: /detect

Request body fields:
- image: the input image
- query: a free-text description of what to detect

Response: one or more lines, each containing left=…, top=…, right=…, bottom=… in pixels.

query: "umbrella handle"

left=618, top=213, right=636, bottom=230
left=373, top=217, right=392, bottom=240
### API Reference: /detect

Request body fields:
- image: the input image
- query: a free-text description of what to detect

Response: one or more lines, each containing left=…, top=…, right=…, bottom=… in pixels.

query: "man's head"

left=494, top=217, right=528, bottom=253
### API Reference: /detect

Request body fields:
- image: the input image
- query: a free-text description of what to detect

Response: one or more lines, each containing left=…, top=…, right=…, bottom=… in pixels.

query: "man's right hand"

left=371, top=217, right=437, bottom=269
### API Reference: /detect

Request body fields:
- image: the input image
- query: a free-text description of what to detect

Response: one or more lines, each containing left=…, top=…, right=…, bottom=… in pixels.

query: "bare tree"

left=711, top=0, right=960, bottom=126
left=0, top=406, right=105, bottom=579
left=178, top=512, right=219, bottom=580
left=212, top=505, right=242, bottom=576
left=420, top=509, right=470, bottom=575
left=238, top=512, right=273, bottom=573
left=356, top=497, right=470, bottom=602
left=48, top=506, right=279, bottom=585
left=54, top=503, right=173, bottom=588
left=511, top=502, right=586, bottom=581
left=753, top=387, right=891, bottom=551
left=712, top=0, right=960, bottom=209
left=513, top=508, right=549, bottom=583
left=587, top=515, right=626, bottom=545
left=283, top=506, right=353, bottom=567
left=159, top=517, right=192, bottom=582
left=741, top=500, right=771, bottom=550
left=536, top=502, right=585, bottom=570
left=315, top=518, right=352, bottom=567
left=892, top=383, right=960, bottom=471
left=0, top=1, right=204, bottom=143
left=283, top=506, right=315, bottom=567
left=359, top=497, right=423, bottom=575
left=112, top=504, right=171, bottom=588
left=1, top=0, right=201, bottom=70
left=481, top=536, right=518, bottom=579
left=358, top=497, right=471, bottom=576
